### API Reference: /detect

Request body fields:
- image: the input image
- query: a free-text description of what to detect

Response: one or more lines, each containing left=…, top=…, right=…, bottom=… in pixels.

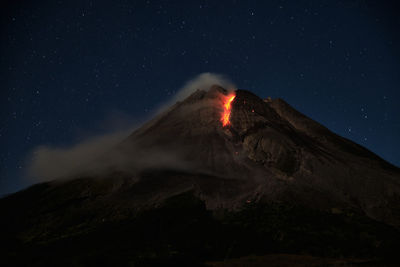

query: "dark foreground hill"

left=1, top=86, right=400, bottom=266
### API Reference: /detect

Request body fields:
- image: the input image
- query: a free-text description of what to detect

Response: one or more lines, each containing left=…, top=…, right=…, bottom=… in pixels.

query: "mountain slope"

left=1, top=85, right=400, bottom=266
left=88, top=85, right=400, bottom=226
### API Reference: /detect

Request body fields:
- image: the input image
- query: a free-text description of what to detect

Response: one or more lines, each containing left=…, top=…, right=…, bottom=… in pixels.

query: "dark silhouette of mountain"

left=1, top=86, right=400, bottom=266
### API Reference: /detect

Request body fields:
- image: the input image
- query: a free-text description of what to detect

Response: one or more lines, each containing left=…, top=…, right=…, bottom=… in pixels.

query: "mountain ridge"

left=4, top=85, right=400, bottom=224
left=1, top=85, right=400, bottom=266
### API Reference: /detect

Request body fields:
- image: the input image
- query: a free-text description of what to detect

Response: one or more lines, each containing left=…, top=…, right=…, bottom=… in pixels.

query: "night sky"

left=1, top=0, right=399, bottom=195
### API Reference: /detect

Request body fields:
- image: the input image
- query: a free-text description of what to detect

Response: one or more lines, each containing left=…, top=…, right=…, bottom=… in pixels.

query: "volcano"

left=1, top=86, right=400, bottom=266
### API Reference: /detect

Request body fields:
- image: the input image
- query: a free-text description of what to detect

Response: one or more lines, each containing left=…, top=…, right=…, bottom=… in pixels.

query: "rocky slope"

left=80, top=85, right=400, bottom=227
left=1, top=85, right=400, bottom=266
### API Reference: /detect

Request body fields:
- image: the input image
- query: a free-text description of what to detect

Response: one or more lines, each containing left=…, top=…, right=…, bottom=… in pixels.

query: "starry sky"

left=1, top=0, right=399, bottom=195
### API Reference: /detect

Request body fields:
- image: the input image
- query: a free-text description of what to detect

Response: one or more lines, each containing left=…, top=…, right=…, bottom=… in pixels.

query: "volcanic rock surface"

left=1, top=85, right=400, bottom=266
left=79, top=85, right=400, bottom=226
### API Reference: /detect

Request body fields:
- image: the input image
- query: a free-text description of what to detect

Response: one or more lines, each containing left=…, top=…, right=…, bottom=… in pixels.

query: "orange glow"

left=221, top=93, right=236, bottom=126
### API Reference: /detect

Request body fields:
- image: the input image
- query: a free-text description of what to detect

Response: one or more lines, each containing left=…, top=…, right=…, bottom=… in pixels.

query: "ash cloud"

left=173, top=72, right=235, bottom=101
left=26, top=73, right=235, bottom=182
left=157, top=72, right=236, bottom=112
left=27, top=129, right=132, bottom=182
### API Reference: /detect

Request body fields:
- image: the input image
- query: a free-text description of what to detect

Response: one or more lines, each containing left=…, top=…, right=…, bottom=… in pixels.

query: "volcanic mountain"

left=1, top=85, right=400, bottom=266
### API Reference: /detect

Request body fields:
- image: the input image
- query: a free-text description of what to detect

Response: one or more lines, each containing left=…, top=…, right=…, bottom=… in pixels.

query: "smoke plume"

left=26, top=73, right=235, bottom=182
left=156, top=72, right=235, bottom=112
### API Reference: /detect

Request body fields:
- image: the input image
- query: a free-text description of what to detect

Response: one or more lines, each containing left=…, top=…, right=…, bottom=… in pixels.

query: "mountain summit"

left=2, top=86, right=400, bottom=266
left=88, top=85, right=400, bottom=226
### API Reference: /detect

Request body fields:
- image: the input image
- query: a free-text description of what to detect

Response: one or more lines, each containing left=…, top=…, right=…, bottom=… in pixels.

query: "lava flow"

left=221, top=93, right=236, bottom=127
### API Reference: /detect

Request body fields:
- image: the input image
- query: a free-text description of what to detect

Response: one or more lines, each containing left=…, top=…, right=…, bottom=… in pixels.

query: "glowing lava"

left=221, top=93, right=236, bottom=127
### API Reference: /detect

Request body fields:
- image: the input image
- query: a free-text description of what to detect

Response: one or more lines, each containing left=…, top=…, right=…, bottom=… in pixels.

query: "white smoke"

left=156, top=72, right=236, bottom=113
left=173, top=72, right=235, bottom=101
left=27, top=129, right=132, bottom=182
left=26, top=73, right=236, bottom=182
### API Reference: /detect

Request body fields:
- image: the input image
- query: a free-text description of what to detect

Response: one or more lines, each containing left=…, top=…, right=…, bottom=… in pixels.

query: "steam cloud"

left=157, top=72, right=235, bottom=112
left=27, top=73, right=236, bottom=182
left=27, top=130, right=131, bottom=182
